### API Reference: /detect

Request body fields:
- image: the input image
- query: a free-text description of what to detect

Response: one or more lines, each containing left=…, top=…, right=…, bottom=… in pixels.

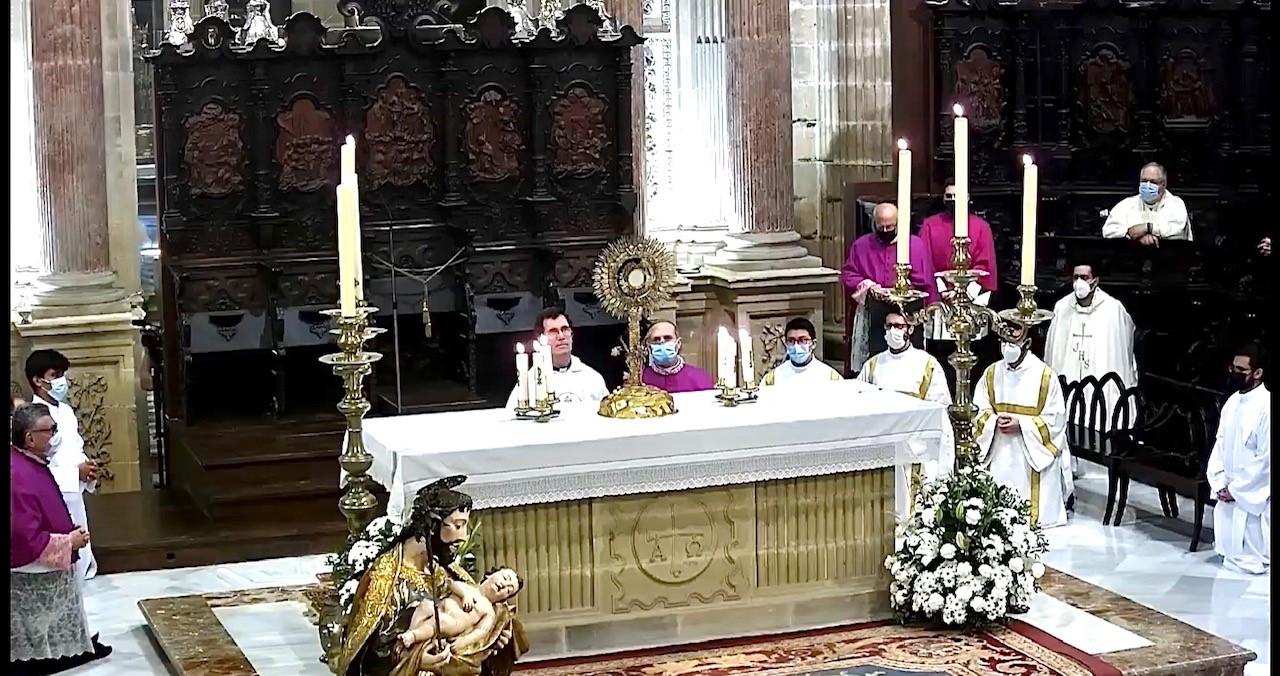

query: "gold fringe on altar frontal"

left=472, top=469, right=895, bottom=645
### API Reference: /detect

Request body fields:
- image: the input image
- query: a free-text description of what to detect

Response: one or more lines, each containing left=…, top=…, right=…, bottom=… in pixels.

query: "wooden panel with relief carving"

left=363, top=75, right=438, bottom=190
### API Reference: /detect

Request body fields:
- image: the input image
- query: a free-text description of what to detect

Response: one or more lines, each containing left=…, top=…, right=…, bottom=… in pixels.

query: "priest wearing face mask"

left=1044, top=263, right=1138, bottom=435
left=1207, top=343, right=1270, bottom=574
left=857, top=312, right=955, bottom=520
left=1102, top=162, right=1192, bottom=245
left=640, top=319, right=715, bottom=393
left=762, top=317, right=843, bottom=387
left=841, top=202, right=934, bottom=374
left=505, top=308, right=609, bottom=409
left=973, top=323, right=1071, bottom=529
left=25, top=350, right=99, bottom=581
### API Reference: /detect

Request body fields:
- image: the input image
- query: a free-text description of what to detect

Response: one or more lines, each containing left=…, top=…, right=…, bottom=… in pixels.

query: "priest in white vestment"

left=974, top=326, right=1071, bottom=528
left=26, top=350, right=100, bottom=581
left=506, top=308, right=608, bottom=409
left=858, top=312, right=955, bottom=520
left=1102, top=162, right=1192, bottom=244
left=1207, top=345, right=1270, bottom=574
left=1045, top=264, right=1138, bottom=429
left=762, top=317, right=843, bottom=386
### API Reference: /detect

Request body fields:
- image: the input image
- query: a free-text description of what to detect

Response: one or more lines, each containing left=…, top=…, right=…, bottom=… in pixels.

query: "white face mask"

left=1072, top=278, right=1093, bottom=300
left=885, top=328, right=908, bottom=350
left=1001, top=341, right=1025, bottom=366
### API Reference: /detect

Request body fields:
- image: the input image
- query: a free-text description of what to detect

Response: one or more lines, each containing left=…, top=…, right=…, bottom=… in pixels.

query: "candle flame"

left=346, top=134, right=355, bottom=145
left=1023, top=154, right=1034, bottom=166
left=897, top=138, right=909, bottom=151
left=516, top=342, right=525, bottom=354
left=952, top=103, right=964, bottom=116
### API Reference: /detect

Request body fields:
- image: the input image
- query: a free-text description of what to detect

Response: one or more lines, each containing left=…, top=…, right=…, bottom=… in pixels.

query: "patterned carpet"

left=517, top=621, right=1120, bottom=676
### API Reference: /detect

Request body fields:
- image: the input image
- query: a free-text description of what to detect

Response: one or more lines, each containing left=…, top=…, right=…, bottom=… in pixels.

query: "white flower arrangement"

left=327, top=515, right=403, bottom=614
left=885, top=466, right=1049, bottom=627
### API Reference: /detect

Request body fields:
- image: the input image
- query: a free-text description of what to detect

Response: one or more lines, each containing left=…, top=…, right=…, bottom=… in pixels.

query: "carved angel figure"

left=240, top=0, right=282, bottom=47
left=167, top=0, right=195, bottom=47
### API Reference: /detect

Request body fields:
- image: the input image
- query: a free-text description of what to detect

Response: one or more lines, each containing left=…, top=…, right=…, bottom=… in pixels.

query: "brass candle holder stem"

left=515, top=369, right=560, bottom=422
left=320, top=306, right=385, bottom=537
left=714, top=379, right=758, bottom=407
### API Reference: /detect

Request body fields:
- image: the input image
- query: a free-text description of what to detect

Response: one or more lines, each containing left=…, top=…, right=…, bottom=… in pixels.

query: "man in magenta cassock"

left=841, top=202, right=934, bottom=375
left=641, top=319, right=715, bottom=393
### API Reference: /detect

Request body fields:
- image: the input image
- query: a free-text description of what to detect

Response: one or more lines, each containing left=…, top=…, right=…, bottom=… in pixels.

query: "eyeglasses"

left=29, top=423, right=58, bottom=436
left=885, top=322, right=909, bottom=331
left=784, top=337, right=814, bottom=346
left=544, top=327, right=572, bottom=337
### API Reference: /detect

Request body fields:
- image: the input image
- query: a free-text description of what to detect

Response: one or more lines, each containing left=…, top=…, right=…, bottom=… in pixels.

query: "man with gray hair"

left=1102, top=162, right=1192, bottom=244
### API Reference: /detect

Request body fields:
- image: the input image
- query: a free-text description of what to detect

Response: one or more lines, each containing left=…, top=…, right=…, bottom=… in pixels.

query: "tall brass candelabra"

left=320, top=305, right=385, bottom=537
left=886, top=237, right=1052, bottom=467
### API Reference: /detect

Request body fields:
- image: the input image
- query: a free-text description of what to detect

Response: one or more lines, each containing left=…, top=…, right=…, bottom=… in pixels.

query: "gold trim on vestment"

left=1032, top=416, right=1059, bottom=457
left=987, top=366, right=1052, bottom=416
left=867, top=356, right=877, bottom=383
left=917, top=360, right=935, bottom=401
left=1029, top=470, right=1041, bottom=527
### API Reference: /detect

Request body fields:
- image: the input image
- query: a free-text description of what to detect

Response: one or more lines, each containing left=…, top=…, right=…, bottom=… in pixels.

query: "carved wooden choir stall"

left=145, top=4, right=641, bottom=520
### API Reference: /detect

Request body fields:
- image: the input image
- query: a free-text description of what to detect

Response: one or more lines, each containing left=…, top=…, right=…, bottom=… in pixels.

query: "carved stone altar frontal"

left=473, top=469, right=894, bottom=654
left=145, top=6, right=643, bottom=422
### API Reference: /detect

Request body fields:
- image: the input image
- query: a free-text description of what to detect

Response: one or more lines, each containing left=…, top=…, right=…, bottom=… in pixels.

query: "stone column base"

left=29, top=271, right=129, bottom=319
left=12, top=311, right=144, bottom=493
left=702, top=231, right=824, bottom=274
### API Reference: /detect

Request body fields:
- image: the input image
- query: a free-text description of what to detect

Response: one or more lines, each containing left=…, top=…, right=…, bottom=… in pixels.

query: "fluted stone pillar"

left=703, top=0, right=823, bottom=273
left=29, top=0, right=128, bottom=316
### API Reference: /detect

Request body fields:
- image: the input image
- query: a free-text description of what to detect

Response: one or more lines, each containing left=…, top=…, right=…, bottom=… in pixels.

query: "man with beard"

left=337, top=476, right=527, bottom=676
left=841, top=203, right=933, bottom=375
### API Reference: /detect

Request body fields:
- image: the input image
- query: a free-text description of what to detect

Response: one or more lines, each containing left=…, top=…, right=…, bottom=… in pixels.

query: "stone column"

left=702, top=0, right=822, bottom=273
left=29, top=0, right=128, bottom=316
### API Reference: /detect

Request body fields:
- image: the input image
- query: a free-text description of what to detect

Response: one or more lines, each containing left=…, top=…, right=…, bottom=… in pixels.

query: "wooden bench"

left=1107, top=374, right=1222, bottom=552
left=1059, top=372, right=1136, bottom=525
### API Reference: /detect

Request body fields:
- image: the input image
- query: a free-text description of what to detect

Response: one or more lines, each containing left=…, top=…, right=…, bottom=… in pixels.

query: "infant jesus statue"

left=399, top=568, right=522, bottom=651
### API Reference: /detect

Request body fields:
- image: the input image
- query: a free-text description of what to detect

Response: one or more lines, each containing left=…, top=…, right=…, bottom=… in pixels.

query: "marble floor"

left=63, top=464, right=1267, bottom=675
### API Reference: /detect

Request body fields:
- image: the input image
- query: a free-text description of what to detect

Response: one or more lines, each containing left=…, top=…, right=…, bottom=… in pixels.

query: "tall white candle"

left=896, top=138, right=912, bottom=265
left=717, top=327, right=736, bottom=386
left=341, top=135, right=356, bottom=184
left=515, top=342, right=530, bottom=406
left=1021, top=155, right=1038, bottom=286
left=952, top=104, right=969, bottom=238
left=336, top=184, right=357, bottom=316
left=537, top=336, right=553, bottom=398
left=738, top=327, right=755, bottom=386
left=531, top=340, right=547, bottom=402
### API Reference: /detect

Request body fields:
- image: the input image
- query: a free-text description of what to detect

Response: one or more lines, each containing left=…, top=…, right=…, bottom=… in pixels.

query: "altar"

left=362, top=379, right=946, bottom=657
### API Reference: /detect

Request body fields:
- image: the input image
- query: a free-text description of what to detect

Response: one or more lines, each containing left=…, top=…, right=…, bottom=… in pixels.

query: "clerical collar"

left=15, top=447, right=49, bottom=466
left=553, top=357, right=575, bottom=373
left=889, top=345, right=911, bottom=356
left=651, top=356, right=685, bottom=377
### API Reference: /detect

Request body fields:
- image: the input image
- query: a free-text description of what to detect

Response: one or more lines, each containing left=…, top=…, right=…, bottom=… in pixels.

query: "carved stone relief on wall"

left=68, top=373, right=114, bottom=483
left=183, top=101, right=248, bottom=198
left=464, top=89, right=525, bottom=183
left=276, top=97, right=337, bottom=193
left=550, top=86, right=610, bottom=179
left=364, top=76, right=436, bottom=188
left=1160, top=48, right=1216, bottom=121
left=1077, top=45, right=1134, bottom=136
left=953, top=46, right=1005, bottom=134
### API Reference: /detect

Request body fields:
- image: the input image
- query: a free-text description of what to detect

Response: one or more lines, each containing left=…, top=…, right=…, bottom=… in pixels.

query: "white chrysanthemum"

left=339, top=578, right=359, bottom=607
left=955, top=584, right=974, bottom=601
left=940, top=543, right=957, bottom=560
left=931, top=491, right=946, bottom=505
left=978, top=563, right=994, bottom=579
left=1031, top=561, right=1045, bottom=578
left=922, top=508, right=936, bottom=526
left=956, top=561, right=973, bottom=578
left=965, top=497, right=984, bottom=509
left=970, top=596, right=987, bottom=612
left=1009, top=557, right=1025, bottom=573
left=927, top=593, right=945, bottom=613
left=965, top=508, right=982, bottom=525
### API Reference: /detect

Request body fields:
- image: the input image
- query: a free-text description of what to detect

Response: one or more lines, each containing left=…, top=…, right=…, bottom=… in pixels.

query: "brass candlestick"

left=514, top=369, right=560, bottom=422
left=888, top=238, right=1050, bottom=467
left=714, top=378, right=758, bottom=407
left=320, top=305, right=385, bottom=536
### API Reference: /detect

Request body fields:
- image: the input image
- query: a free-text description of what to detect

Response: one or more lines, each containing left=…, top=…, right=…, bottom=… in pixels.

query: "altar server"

left=858, top=312, right=955, bottom=520
left=506, top=308, right=609, bottom=409
left=1207, top=344, right=1270, bottom=575
left=11, top=403, right=112, bottom=674
left=841, top=203, right=934, bottom=373
left=973, top=324, right=1071, bottom=529
left=1045, top=263, right=1138, bottom=431
left=1102, top=162, right=1192, bottom=244
left=762, top=317, right=842, bottom=387
left=26, top=350, right=98, bottom=580
left=641, top=319, right=714, bottom=393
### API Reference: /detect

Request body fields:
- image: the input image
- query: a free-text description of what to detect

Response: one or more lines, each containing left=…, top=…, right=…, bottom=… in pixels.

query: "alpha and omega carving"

left=464, top=89, right=525, bottom=183
left=1077, top=45, right=1133, bottom=135
left=953, top=46, right=1005, bottom=133
left=276, top=97, right=337, bottom=193
left=364, top=76, right=436, bottom=189
left=633, top=498, right=716, bottom=585
left=1160, top=48, right=1216, bottom=121
left=183, top=102, right=248, bottom=198
left=550, top=86, right=610, bottom=179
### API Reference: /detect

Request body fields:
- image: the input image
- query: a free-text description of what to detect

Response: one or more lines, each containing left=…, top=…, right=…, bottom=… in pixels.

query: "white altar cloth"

left=362, top=379, right=946, bottom=518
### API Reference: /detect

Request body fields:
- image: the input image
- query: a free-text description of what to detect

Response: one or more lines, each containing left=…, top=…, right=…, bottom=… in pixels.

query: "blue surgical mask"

left=786, top=343, right=813, bottom=366
left=649, top=341, right=678, bottom=367
left=48, top=376, right=70, bottom=403
left=1138, top=181, right=1160, bottom=204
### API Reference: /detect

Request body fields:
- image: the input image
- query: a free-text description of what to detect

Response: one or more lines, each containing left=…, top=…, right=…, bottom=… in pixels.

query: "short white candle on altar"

left=515, top=342, right=530, bottom=406
left=717, top=327, right=736, bottom=386
left=1021, top=154, right=1038, bottom=286
left=532, top=339, right=548, bottom=402
left=952, top=104, right=969, bottom=239
left=895, top=138, right=912, bottom=265
left=738, top=327, right=755, bottom=386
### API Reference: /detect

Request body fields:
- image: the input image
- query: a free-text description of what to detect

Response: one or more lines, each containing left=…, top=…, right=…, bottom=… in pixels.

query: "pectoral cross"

left=1070, top=322, right=1093, bottom=373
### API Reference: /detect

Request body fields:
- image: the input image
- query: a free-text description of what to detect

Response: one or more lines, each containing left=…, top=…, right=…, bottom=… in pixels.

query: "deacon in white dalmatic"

left=761, top=317, right=843, bottom=387
left=506, top=308, right=609, bottom=409
left=1045, top=263, right=1138, bottom=418
left=973, top=323, right=1070, bottom=528
left=1207, top=344, right=1270, bottom=575
left=1102, top=162, right=1192, bottom=244
left=858, top=312, right=955, bottom=520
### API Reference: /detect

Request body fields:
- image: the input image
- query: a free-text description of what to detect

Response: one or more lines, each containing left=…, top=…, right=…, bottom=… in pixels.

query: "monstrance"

left=593, top=237, right=678, bottom=419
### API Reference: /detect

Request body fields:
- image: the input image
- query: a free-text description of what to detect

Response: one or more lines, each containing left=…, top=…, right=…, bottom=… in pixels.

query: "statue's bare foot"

left=399, top=631, right=416, bottom=648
